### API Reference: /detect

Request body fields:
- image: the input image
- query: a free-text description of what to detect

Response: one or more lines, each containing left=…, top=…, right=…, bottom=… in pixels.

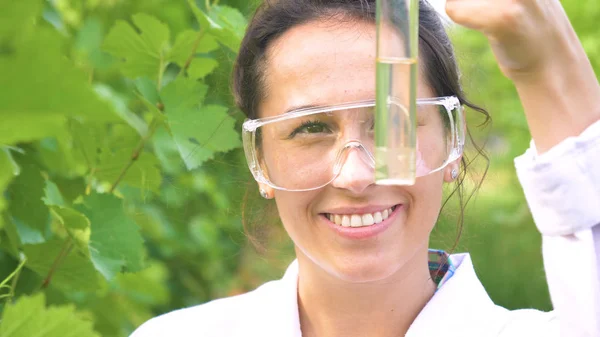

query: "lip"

left=321, top=204, right=398, bottom=215
left=320, top=204, right=403, bottom=240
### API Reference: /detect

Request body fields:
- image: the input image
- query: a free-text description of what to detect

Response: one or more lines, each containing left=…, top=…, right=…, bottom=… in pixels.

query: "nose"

left=330, top=144, right=375, bottom=195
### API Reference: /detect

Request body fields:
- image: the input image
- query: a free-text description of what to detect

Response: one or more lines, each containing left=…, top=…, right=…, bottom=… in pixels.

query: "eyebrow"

left=284, top=104, right=319, bottom=114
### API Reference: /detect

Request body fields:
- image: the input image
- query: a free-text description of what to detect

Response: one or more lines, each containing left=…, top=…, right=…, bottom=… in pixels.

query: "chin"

left=324, top=252, right=405, bottom=284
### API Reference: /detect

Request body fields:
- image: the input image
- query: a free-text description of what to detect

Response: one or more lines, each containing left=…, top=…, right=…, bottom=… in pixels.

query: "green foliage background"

left=0, top=0, right=597, bottom=336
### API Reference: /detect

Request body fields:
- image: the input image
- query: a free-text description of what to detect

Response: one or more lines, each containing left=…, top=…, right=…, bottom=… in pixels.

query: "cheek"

left=273, top=190, right=318, bottom=241
left=406, top=172, right=445, bottom=233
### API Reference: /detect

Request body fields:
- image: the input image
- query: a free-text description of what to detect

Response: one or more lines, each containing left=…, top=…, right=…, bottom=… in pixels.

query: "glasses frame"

left=242, top=96, right=464, bottom=191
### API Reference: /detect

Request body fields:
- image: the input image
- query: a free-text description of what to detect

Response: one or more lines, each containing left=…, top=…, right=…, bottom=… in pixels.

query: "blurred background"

left=0, top=0, right=598, bottom=336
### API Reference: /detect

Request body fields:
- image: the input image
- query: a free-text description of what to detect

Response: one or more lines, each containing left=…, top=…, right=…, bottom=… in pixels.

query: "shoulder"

left=130, top=279, right=285, bottom=337
left=413, top=253, right=558, bottom=337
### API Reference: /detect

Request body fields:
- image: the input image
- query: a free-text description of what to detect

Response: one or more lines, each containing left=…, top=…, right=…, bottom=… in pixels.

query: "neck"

left=296, top=248, right=436, bottom=337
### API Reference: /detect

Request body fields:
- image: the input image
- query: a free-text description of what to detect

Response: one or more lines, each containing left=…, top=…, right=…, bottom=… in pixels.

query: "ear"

left=258, top=183, right=274, bottom=199
left=443, top=158, right=461, bottom=183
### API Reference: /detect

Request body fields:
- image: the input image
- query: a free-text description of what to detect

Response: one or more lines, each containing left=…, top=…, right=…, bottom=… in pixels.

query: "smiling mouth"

left=323, top=205, right=399, bottom=228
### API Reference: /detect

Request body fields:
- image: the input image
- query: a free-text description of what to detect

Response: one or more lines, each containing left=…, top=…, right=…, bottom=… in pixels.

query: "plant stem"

left=0, top=257, right=27, bottom=301
left=108, top=118, right=159, bottom=194
left=9, top=257, right=25, bottom=300
left=177, top=28, right=207, bottom=78
left=41, top=238, right=73, bottom=289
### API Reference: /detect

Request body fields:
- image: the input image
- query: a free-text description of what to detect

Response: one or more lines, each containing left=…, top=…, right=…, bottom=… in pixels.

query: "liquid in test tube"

left=374, top=0, right=419, bottom=185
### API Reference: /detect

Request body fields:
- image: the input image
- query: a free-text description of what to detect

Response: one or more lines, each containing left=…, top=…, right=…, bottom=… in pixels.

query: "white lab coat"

left=131, top=120, right=600, bottom=337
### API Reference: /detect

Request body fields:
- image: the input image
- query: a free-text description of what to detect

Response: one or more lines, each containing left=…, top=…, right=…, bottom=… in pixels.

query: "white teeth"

left=341, top=215, right=350, bottom=227
left=350, top=215, right=362, bottom=227
left=327, top=207, right=395, bottom=228
left=362, top=213, right=374, bottom=226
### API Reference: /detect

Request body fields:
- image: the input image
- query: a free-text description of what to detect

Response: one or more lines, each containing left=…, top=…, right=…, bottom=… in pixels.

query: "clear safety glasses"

left=242, top=96, right=464, bottom=192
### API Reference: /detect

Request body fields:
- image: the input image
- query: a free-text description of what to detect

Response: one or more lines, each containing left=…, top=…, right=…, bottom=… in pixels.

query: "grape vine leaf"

left=92, top=123, right=161, bottom=194
left=116, top=262, right=170, bottom=306
left=161, top=77, right=241, bottom=169
left=43, top=180, right=66, bottom=207
left=0, top=0, right=42, bottom=48
left=49, top=206, right=92, bottom=256
left=6, top=152, right=51, bottom=245
left=0, top=149, right=18, bottom=214
left=186, top=1, right=247, bottom=52
left=35, top=137, right=83, bottom=178
left=0, top=293, right=100, bottom=337
left=103, top=13, right=170, bottom=80
left=169, top=104, right=241, bottom=170
left=187, top=57, right=218, bottom=80
left=96, top=148, right=162, bottom=195
left=94, top=84, right=149, bottom=136
left=0, top=28, right=120, bottom=145
left=151, top=125, right=185, bottom=174
left=77, top=193, right=145, bottom=280
left=168, top=29, right=219, bottom=67
left=74, top=18, right=114, bottom=70
left=209, top=5, right=247, bottom=41
left=67, top=119, right=105, bottom=173
left=134, top=77, right=161, bottom=106
left=24, top=238, right=104, bottom=292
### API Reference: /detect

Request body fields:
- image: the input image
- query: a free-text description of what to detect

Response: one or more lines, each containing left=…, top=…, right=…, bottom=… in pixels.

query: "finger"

left=445, top=0, right=512, bottom=32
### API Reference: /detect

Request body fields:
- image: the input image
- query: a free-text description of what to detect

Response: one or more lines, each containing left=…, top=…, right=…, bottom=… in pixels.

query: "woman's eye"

left=303, top=123, right=327, bottom=133
left=289, top=121, right=331, bottom=138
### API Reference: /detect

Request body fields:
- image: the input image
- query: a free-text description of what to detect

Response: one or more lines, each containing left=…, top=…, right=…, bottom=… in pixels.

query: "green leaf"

left=35, top=137, right=82, bottom=178
left=74, top=18, right=113, bottom=69
left=43, top=180, right=66, bottom=207
left=162, top=77, right=240, bottom=169
left=0, top=28, right=120, bottom=145
left=6, top=152, right=50, bottom=245
left=134, top=77, right=161, bottom=106
left=49, top=206, right=91, bottom=255
left=168, top=29, right=219, bottom=67
left=152, top=126, right=186, bottom=174
left=187, top=57, right=218, bottom=80
left=103, top=13, right=170, bottom=80
left=0, top=0, right=42, bottom=48
left=116, top=261, right=169, bottom=306
left=95, top=145, right=162, bottom=195
left=161, top=76, right=208, bottom=109
left=24, top=238, right=104, bottom=292
left=78, top=193, right=145, bottom=280
left=0, top=149, right=18, bottom=213
left=0, top=293, right=100, bottom=337
left=94, top=84, right=148, bottom=136
left=209, top=5, right=247, bottom=41
left=186, top=1, right=246, bottom=52
left=85, top=123, right=161, bottom=194
left=51, top=177, right=86, bottom=206
left=67, top=119, right=105, bottom=173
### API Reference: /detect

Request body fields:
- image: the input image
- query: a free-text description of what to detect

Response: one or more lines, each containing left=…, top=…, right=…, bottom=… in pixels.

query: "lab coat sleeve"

left=514, top=119, right=600, bottom=337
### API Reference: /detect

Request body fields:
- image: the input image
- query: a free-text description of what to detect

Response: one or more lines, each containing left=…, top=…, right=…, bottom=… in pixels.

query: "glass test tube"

left=374, top=0, right=419, bottom=185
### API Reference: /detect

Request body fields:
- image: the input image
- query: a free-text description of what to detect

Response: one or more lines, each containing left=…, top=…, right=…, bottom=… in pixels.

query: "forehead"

left=259, top=18, right=431, bottom=118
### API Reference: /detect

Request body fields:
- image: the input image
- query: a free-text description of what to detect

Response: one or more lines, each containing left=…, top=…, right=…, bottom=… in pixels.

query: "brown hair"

left=233, top=0, right=490, bottom=253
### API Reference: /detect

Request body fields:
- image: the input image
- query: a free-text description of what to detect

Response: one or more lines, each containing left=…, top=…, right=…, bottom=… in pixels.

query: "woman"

left=133, top=0, right=600, bottom=336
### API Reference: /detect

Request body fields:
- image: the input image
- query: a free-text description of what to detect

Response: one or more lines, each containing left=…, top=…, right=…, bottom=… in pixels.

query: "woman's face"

left=258, top=19, right=458, bottom=282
